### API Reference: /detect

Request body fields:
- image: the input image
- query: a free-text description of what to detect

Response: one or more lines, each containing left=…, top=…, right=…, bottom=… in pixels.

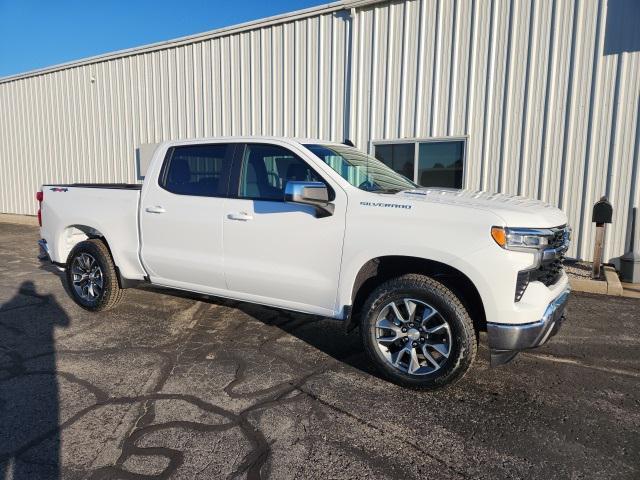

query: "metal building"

left=0, top=0, right=639, bottom=262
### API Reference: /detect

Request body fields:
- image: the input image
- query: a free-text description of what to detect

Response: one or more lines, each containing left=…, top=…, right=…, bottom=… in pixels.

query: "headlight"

left=491, top=226, right=553, bottom=250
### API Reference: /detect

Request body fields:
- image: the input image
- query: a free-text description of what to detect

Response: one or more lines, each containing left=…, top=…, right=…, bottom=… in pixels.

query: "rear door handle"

left=227, top=212, right=253, bottom=221
left=145, top=206, right=166, bottom=214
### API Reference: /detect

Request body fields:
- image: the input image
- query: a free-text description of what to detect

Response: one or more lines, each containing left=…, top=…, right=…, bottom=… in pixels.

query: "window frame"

left=229, top=142, right=335, bottom=202
left=158, top=143, right=238, bottom=198
left=371, top=136, right=468, bottom=189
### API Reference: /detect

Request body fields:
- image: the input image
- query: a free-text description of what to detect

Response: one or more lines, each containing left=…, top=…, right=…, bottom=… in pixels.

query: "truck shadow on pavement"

left=0, top=280, right=69, bottom=480
left=138, top=284, right=382, bottom=381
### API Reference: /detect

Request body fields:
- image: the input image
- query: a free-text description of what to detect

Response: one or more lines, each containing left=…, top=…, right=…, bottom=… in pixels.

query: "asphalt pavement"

left=0, top=222, right=638, bottom=479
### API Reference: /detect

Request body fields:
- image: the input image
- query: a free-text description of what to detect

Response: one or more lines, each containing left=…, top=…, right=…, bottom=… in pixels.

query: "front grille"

left=533, top=225, right=569, bottom=287
left=514, top=226, right=569, bottom=301
left=549, top=227, right=568, bottom=250
left=531, top=259, right=564, bottom=286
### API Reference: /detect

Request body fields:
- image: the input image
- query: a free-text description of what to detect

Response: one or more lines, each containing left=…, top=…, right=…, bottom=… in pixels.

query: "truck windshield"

left=303, top=144, right=417, bottom=193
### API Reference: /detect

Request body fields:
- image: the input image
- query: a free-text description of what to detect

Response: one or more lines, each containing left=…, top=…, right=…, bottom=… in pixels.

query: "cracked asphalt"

left=0, top=222, right=638, bottom=480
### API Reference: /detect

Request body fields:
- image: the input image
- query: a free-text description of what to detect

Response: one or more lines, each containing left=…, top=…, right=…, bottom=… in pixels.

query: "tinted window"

left=239, top=144, right=322, bottom=201
left=418, top=141, right=464, bottom=188
left=374, top=144, right=415, bottom=180
left=373, top=140, right=465, bottom=188
left=161, top=144, right=233, bottom=197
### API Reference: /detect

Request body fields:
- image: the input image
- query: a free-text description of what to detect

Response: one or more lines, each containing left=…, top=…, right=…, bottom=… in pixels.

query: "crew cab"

left=37, top=137, right=571, bottom=389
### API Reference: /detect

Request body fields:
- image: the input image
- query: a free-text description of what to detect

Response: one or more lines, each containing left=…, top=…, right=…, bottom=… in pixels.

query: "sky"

left=0, top=0, right=327, bottom=78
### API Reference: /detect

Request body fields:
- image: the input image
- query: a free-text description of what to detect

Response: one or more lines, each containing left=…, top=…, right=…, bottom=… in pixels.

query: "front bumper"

left=487, top=286, right=570, bottom=366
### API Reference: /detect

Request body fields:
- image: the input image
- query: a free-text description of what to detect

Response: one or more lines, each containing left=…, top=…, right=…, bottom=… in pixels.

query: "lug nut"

left=412, top=342, right=418, bottom=347
left=403, top=337, right=408, bottom=342
left=401, top=327, right=407, bottom=333
left=420, top=337, right=425, bottom=342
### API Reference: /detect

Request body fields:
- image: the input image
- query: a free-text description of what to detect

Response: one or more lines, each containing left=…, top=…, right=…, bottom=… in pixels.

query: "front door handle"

left=227, top=212, right=253, bottom=221
left=145, top=206, right=166, bottom=214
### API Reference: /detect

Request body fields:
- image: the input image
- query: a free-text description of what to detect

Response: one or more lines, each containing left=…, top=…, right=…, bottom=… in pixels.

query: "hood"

left=394, top=188, right=568, bottom=228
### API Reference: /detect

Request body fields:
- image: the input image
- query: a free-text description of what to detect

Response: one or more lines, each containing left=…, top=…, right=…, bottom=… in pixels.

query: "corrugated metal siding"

left=347, top=0, right=640, bottom=261
left=0, top=6, right=353, bottom=214
left=1, top=0, right=639, bottom=262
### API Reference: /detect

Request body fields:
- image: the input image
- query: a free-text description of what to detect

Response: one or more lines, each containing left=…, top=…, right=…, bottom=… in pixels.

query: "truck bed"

left=40, top=184, right=146, bottom=280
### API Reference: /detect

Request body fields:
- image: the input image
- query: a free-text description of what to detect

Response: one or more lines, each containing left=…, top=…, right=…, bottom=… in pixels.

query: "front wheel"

left=65, top=239, right=125, bottom=311
left=360, top=274, right=477, bottom=389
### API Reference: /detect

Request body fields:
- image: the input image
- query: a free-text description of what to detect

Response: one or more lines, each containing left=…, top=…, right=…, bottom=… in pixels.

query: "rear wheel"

left=65, top=239, right=125, bottom=311
left=360, top=274, right=476, bottom=389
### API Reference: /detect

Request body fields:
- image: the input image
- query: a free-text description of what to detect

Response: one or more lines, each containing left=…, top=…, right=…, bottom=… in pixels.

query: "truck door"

left=222, top=142, right=347, bottom=315
left=139, top=143, right=235, bottom=292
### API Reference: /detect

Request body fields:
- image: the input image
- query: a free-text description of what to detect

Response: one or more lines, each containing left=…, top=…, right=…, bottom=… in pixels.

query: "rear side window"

left=238, top=144, right=323, bottom=201
left=160, top=144, right=233, bottom=197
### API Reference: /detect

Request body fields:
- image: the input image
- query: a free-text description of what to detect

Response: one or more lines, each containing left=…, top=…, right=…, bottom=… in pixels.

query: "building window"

left=373, top=143, right=415, bottom=180
left=418, top=141, right=464, bottom=188
left=373, top=139, right=465, bottom=189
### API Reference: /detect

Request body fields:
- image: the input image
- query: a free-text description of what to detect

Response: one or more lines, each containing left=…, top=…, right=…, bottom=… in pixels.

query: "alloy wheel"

left=71, top=253, right=104, bottom=301
left=374, top=298, right=452, bottom=375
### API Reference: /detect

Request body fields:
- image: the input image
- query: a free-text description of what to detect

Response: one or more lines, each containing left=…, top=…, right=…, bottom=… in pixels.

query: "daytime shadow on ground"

left=0, top=281, right=68, bottom=479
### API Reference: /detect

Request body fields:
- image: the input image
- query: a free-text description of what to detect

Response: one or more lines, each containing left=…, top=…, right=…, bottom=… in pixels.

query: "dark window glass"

left=417, top=141, right=464, bottom=188
left=161, top=144, right=233, bottom=197
left=239, top=144, right=322, bottom=201
left=374, top=143, right=415, bottom=181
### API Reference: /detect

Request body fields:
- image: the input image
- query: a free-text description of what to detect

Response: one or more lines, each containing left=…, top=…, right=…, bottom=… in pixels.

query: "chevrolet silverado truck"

left=37, top=137, right=570, bottom=389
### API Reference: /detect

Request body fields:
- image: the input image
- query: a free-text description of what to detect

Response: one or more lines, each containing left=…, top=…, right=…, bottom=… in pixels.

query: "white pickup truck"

left=38, top=137, right=570, bottom=389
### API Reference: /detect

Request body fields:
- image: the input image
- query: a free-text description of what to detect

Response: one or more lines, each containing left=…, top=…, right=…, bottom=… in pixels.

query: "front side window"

left=160, top=144, right=233, bottom=197
left=239, top=144, right=323, bottom=201
left=304, top=143, right=417, bottom=193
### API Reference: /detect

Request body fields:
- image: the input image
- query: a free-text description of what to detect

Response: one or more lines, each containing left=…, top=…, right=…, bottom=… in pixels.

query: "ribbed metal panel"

left=1, top=0, right=639, bottom=262
left=345, top=0, right=640, bottom=261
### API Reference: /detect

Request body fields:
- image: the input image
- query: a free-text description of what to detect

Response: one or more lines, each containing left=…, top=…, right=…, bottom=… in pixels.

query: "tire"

left=65, top=239, right=125, bottom=311
left=360, top=274, right=477, bottom=390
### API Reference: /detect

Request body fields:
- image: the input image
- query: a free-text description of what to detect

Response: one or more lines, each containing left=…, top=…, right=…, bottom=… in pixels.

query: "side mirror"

left=284, top=181, right=334, bottom=217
